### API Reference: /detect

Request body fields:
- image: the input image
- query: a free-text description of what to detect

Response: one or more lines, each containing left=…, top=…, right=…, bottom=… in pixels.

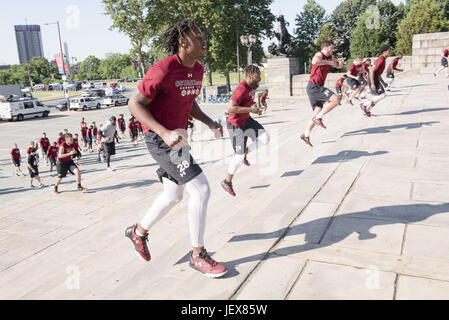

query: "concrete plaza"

left=0, top=71, right=449, bottom=299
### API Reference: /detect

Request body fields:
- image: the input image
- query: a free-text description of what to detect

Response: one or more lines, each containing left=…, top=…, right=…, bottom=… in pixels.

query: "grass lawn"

left=31, top=91, right=81, bottom=102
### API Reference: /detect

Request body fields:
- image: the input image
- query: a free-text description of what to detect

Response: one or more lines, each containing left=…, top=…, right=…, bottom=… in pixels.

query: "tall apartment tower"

left=14, top=25, right=44, bottom=64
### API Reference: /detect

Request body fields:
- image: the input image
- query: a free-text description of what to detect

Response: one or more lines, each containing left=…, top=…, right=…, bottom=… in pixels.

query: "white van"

left=0, top=97, right=50, bottom=121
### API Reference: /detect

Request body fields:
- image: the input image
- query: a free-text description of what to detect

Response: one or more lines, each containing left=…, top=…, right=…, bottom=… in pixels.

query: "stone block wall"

left=412, top=32, right=449, bottom=73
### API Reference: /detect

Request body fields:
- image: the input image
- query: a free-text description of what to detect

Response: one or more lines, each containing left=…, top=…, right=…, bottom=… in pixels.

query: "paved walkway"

left=0, top=72, right=449, bottom=299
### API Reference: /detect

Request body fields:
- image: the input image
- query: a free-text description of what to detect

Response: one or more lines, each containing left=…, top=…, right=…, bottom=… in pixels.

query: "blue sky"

left=0, top=0, right=405, bottom=65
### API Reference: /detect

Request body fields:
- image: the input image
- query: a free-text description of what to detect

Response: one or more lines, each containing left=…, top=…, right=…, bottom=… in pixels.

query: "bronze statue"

left=268, top=15, right=293, bottom=56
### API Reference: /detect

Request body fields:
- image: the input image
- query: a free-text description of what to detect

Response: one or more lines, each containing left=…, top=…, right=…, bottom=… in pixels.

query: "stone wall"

left=266, top=57, right=300, bottom=97
left=412, top=32, right=449, bottom=73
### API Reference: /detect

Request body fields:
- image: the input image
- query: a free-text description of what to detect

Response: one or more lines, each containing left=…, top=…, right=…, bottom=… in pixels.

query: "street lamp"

left=240, top=34, right=257, bottom=66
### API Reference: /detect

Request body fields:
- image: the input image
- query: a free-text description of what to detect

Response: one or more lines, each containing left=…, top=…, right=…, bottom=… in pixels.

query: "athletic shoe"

left=125, top=224, right=151, bottom=261
left=30, top=185, right=35, bottom=189
left=300, top=133, right=313, bottom=147
left=312, top=117, right=326, bottom=129
left=39, top=184, right=45, bottom=189
left=189, top=249, right=228, bottom=278
left=348, top=99, right=354, bottom=106
left=360, top=103, right=370, bottom=117
left=15, top=172, right=20, bottom=176
left=221, top=179, right=236, bottom=197
left=243, top=158, right=250, bottom=166
left=77, top=186, right=88, bottom=191
left=107, top=167, right=115, bottom=172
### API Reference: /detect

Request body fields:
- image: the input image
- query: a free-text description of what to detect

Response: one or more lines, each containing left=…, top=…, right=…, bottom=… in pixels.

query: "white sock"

left=366, top=104, right=374, bottom=112
left=304, top=129, right=311, bottom=137
left=228, top=153, right=245, bottom=175
left=316, top=111, right=324, bottom=119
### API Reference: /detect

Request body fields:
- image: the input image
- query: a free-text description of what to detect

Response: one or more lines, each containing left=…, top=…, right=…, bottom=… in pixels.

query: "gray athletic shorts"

left=441, top=58, right=448, bottom=68
left=226, top=117, right=265, bottom=155
left=367, top=76, right=385, bottom=96
left=386, top=69, right=394, bottom=79
left=145, top=131, right=202, bottom=185
left=306, top=82, right=335, bottom=110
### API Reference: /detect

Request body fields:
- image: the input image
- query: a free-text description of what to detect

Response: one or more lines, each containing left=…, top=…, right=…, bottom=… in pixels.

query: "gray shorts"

left=306, top=82, right=335, bottom=110
left=367, top=76, right=385, bottom=96
left=226, top=117, right=265, bottom=155
left=441, top=58, right=448, bottom=68
left=145, top=131, right=202, bottom=185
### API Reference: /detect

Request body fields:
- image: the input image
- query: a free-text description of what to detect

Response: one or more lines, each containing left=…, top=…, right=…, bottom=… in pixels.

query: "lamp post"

left=44, top=21, right=67, bottom=99
left=240, top=34, right=257, bottom=66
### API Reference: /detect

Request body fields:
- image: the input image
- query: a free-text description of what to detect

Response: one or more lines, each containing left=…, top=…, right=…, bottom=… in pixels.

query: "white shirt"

left=101, top=121, right=117, bottom=141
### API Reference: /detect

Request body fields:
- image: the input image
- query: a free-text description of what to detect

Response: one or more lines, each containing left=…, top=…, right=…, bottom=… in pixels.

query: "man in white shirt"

left=99, top=116, right=119, bottom=171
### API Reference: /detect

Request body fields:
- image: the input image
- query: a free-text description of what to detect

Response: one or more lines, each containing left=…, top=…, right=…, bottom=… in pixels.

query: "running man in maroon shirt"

left=39, top=133, right=50, bottom=165
left=346, top=56, right=367, bottom=106
left=125, top=20, right=227, bottom=278
left=10, top=143, right=26, bottom=176
left=221, top=65, right=269, bottom=197
left=300, top=40, right=345, bottom=147
left=260, top=89, right=269, bottom=113
left=360, top=44, right=391, bottom=117
left=46, top=142, right=58, bottom=176
left=433, top=45, right=449, bottom=78
left=128, top=116, right=139, bottom=147
left=336, top=74, right=348, bottom=104
left=386, top=53, right=404, bottom=90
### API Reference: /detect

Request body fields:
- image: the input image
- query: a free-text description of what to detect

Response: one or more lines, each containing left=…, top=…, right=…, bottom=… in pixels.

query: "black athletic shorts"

left=42, top=147, right=48, bottom=155
left=347, top=78, right=361, bottom=90
left=130, top=131, right=138, bottom=139
left=102, top=142, right=116, bottom=156
left=29, top=167, right=39, bottom=178
left=306, top=81, right=335, bottom=110
left=441, top=58, right=448, bottom=67
left=367, top=76, right=385, bottom=96
left=49, top=158, right=57, bottom=166
left=226, top=117, right=265, bottom=155
left=13, top=158, right=20, bottom=167
left=119, top=124, right=126, bottom=132
left=261, top=100, right=267, bottom=107
left=82, top=136, right=88, bottom=144
left=145, top=131, right=202, bottom=185
left=187, top=121, right=194, bottom=129
left=336, top=86, right=342, bottom=94
left=57, top=160, right=78, bottom=178
left=386, top=69, right=394, bottom=79
left=358, top=75, right=367, bottom=85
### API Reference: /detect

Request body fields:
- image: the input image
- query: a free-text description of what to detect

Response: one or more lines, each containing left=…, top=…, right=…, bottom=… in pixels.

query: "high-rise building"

left=14, top=25, right=44, bottom=64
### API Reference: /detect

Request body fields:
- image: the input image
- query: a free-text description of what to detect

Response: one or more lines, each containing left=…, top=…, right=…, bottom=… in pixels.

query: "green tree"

left=396, top=0, right=449, bottom=55
left=79, top=56, right=102, bottom=80
left=350, top=11, right=386, bottom=59
left=27, top=57, right=58, bottom=84
left=0, top=70, right=11, bottom=85
left=330, top=0, right=377, bottom=59
left=294, top=0, right=327, bottom=73
left=100, top=53, right=133, bottom=79
left=102, top=0, right=167, bottom=77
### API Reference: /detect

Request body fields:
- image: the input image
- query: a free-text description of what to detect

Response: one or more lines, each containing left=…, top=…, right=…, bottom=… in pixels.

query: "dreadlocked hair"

left=244, top=65, right=260, bottom=76
left=164, top=20, right=200, bottom=55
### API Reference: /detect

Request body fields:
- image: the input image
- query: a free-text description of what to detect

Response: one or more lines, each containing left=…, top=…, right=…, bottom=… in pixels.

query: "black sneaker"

left=221, top=179, right=236, bottom=197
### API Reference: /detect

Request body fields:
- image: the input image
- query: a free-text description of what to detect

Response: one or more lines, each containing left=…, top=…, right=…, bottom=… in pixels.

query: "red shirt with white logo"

left=47, top=146, right=58, bottom=159
left=336, top=77, right=345, bottom=88
left=388, top=57, right=401, bottom=70
left=58, top=142, right=75, bottom=162
left=349, top=63, right=363, bottom=76
left=227, top=80, right=257, bottom=127
left=309, top=51, right=332, bottom=86
left=27, top=147, right=34, bottom=155
left=443, top=49, right=449, bottom=58
left=137, top=54, right=203, bottom=132
left=373, top=55, right=386, bottom=77
left=57, top=137, right=64, bottom=147
left=39, top=137, right=50, bottom=148
left=128, top=121, right=138, bottom=132
left=11, top=148, right=21, bottom=159
left=117, top=118, right=125, bottom=127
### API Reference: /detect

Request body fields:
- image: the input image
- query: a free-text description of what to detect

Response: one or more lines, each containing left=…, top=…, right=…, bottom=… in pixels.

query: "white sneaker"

left=107, top=167, right=115, bottom=172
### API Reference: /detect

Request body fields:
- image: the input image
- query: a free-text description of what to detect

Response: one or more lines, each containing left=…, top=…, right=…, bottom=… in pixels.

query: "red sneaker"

left=312, top=117, right=327, bottom=129
left=359, top=103, right=370, bottom=117
left=78, top=186, right=88, bottom=191
left=300, top=133, right=313, bottom=147
left=243, top=158, right=250, bottom=166
left=54, top=187, right=59, bottom=195
left=125, top=224, right=151, bottom=261
left=221, top=179, right=236, bottom=197
left=348, top=99, right=353, bottom=106
left=189, top=249, right=228, bottom=278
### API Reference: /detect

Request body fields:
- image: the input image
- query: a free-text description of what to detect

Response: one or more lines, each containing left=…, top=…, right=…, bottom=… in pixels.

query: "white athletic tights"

left=227, top=132, right=270, bottom=175
left=140, top=173, right=210, bottom=248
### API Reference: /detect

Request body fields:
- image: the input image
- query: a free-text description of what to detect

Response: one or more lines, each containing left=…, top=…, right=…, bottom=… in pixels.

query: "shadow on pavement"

left=343, top=121, right=439, bottom=136
left=379, top=107, right=449, bottom=117
left=313, top=150, right=388, bottom=164
left=226, top=203, right=449, bottom=267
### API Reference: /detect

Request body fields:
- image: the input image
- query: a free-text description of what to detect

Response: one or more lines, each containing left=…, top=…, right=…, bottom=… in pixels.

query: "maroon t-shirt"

left=93, top=127, right=98, bottom=136
left=443, top=49, right=449, bottom=58
left=336, top=77, right=345, bottom=88
left=27, top=147, right=34, bottom=155
left=128, top=121, right=138, bottom=132
left=81, top=126, right=88, bottom=137
left=11, top=148, right=21, bottom=159
left=57, top=137, right=64, bottom=147
left=349, top=63, right=363, bottom=76
left=261, top=92, right=268, bottom=101
left=137, top=54, right=203, bottom=132
left=373, top=55, right=386, bottom=77
left=388, top=57, right=400, bottom=70
left=39, top=137, right=50, bottom=149
left=309, top=51, right=332, bottom=86
left=47, top=146, right=58, bottom=159
left=58, top=142, right=75, bottom=162
left=117, top=118, right=125, bottom=127
left=227, top=80, right=257, bottom=127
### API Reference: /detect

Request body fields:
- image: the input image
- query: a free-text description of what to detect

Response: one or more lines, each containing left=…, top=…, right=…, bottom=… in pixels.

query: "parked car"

left=102, top=94, right=129, bottom=107
left=0, top=97, right=50, bottom=121
left=55, top=100, right=69, bottom=111
left=69, top=97, right=102, bottom=111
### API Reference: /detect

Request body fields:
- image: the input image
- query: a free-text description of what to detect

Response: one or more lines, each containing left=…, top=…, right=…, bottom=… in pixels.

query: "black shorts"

left=187, top=122, right=194, bottom=129
left=71, top=151, right=82, bottom=159
left=42, top=147, right=48, bottom=155
left=57, top=160, right=78, bottom=178
left=358, top=75, right=367, bottom=86
left=347, top=78, right=362, bottom=90
left=49, top=158, right=57, bottom=166
left=306, top=82, right=335, bottom=110
left=29, top=168, right=39, bottom=178
left=82, top=136, right=88, bottom=144
left=119, top=124, right=126, bottom=132
left=13, top=158, right=20, bottom=167
left=102, top=142, right=116, bottom=156
left=145, top=131, right=202, bottom=185
left=441, top=58, right=448, bottom=67
left=261, top=100, right=267, bottom=107
left=336, top=86, right=342, bottom=94
left=386, top=69, right=394, bottom=79
left=226, top=117, right=265, bottom=155
left=367, top=76, right=385, bottom=96
left=130, top=131, right=138, bottom=139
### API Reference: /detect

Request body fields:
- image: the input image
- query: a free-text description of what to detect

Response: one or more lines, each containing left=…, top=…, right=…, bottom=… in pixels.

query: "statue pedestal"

left=266, top=57, right=300, bottom=98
